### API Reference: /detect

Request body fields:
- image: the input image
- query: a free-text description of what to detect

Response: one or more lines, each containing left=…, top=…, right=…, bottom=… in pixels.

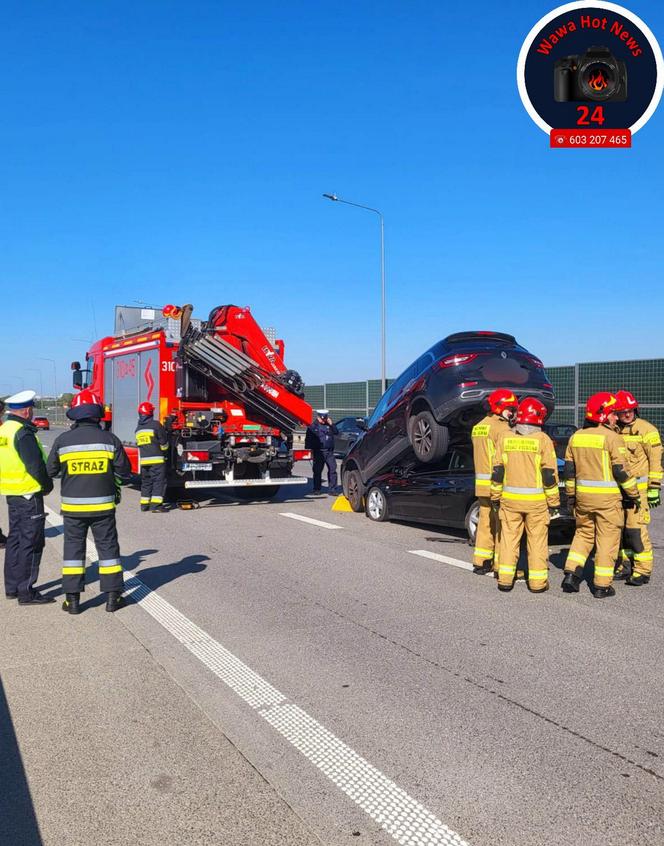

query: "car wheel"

left=365, top=486, right=389, bottom=522
left=408, top=410, right=449, bottom=463
left=464, top=499, right=480, bottom=545
left=344, top=469, right=365, bottom=512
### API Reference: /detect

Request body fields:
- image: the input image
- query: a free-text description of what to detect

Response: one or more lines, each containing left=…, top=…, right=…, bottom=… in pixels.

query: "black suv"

left=342, top=331, right=554, bottom=511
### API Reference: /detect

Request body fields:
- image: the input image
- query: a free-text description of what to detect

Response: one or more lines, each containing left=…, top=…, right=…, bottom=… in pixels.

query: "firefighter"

left=0, top=390, right=54, bottom=604
left=561, top=392, right=639, bottom=599
left=470, top=388, right=518, bottom=575
left=136, top=401, right=169, bottom=512
left=613, top=390, right=662, bottom=585
left=490, top=398, right=559, bottom=593
left=46, top=390, right=132, bottom=614
left=305, top=410, right=339, bottom=494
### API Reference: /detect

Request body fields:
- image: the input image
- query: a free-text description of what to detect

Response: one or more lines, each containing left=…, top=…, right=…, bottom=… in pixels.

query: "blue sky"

left=1, top=0, right=662, bottom=396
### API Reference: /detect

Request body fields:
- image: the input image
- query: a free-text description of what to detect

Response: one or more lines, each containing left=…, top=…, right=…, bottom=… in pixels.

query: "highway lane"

left=30, top=431, right=664, bottom=844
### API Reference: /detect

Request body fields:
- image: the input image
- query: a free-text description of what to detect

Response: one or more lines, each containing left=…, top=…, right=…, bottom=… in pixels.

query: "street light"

left=38, top=357, right=58, bottom=400
left=26, top=368, right=44, bottom=399
left=323, top=193, right=386, bottom=394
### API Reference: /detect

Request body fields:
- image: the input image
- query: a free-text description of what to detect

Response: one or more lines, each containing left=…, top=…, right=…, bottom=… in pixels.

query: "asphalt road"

left=3, top=426, right=664, bottom=846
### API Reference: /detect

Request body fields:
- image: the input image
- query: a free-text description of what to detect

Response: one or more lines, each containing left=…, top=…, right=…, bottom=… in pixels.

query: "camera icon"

left=554, top=46, right=628, bottom=102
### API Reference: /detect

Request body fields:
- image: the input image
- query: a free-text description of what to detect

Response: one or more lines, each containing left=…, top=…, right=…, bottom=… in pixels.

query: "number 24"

left=577, top=105, right=605, bottom=126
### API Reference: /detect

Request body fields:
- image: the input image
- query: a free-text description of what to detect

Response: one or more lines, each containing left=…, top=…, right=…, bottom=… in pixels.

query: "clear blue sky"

left=1, top=0, right=662, bottom=396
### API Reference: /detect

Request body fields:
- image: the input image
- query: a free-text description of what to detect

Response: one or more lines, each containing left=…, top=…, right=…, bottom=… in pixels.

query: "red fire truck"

left=71, top=304, right=313, bottom=497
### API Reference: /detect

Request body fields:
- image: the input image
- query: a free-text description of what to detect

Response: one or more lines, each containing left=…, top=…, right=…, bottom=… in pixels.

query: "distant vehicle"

left=334, top=417, right=367, bottom=458
left=342, top=331, right=554, bottom=511
left=543, top=423, right=577, bottom=460
left=363, top=445, right=573, bottom=543
left=33, top=417, right=50, bottom=430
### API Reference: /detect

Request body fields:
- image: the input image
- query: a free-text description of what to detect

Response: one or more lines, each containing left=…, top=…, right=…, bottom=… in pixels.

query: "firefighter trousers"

left=140, top=462, right=167, bottom=509
left=564, top=500, right=623, bottom=589
left=497, top=505, right=550, bottom=591
left=61, top=513, right=123, bottom=594
left=312, top=450, right=337, bottom=490
left=474, top=498, right=500, bottom=569
left=4, top=494, right=46, bottom=599
left=619, top=489, right=653, bottom=577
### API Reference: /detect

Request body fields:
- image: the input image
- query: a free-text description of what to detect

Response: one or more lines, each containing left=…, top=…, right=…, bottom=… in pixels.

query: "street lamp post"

left=38, top=357, right=58, bottom=401
left=26, top=368, right=44, bottom=399
left=323, top=193, right=386, bottom=394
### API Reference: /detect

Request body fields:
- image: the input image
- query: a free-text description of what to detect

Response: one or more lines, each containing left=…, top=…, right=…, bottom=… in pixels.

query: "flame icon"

left=588, top=69, right=609, bottom=92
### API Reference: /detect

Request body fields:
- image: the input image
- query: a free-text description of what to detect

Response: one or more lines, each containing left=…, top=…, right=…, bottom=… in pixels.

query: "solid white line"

left=42, top=506, right=470, bottom=846
left=408, top=550, right=474, bottom=572
left=279, top=512, right=343, bottom=530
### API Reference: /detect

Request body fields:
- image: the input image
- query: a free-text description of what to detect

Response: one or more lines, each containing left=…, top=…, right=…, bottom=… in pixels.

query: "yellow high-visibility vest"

left=0, top=419, right=43, bottom=496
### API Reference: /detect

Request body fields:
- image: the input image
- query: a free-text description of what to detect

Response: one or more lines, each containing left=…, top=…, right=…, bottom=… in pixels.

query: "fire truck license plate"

left=182, top=463, right=213, bottom=471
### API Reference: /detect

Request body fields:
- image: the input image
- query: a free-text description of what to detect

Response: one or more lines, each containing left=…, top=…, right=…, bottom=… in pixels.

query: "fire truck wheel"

left=408, top=410, right=449, bottom=464
left=344, top=470, right=365, bottom=512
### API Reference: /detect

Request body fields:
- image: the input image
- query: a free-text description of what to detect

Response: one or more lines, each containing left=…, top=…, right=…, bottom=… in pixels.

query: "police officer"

left=470, top=388, right=518, bottom=575
left=135, top=401, right=169, bottom=512
left=305, top=410, right=339, bottom=494
left=490, top=398, right=559, bottom=593
left=46, top=390, right=131, bottom=614
left=0, top=390, right=54, bottom=604
left=562, top=392, right=639, bottom=599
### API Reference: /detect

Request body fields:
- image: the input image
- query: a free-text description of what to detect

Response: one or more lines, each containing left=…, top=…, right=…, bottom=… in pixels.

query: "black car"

left=334, top=417, right=367, bottom=458
left=543, top=423, right=577, bottom=460
left=362, top=446, right=573, bottom=543
left=342, top=331, right=554, bottom=511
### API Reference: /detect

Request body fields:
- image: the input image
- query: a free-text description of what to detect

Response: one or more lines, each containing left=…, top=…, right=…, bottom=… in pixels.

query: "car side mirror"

left=356, top=418, right=368, bottom=431
left=72, top=369, right=84, bottom=389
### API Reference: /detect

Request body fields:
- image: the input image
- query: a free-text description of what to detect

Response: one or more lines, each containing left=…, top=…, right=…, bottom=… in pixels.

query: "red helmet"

left=488, top=388, right=518, bottom=415
left=138, top=401, right=155, bottom=416
left=67, top=389, right=104, bottom=421
left=516, top=397, right=547, bottom=426
left=614, top=390, right=638, bottom=413
left=585, top=392, right=617, bottom=424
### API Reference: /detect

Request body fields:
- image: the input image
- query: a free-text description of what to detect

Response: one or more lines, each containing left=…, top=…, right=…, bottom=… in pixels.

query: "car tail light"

left=543, top=382, right=552, bottom=388
left=526, top=356, right=544, bottom=369
left=293, top=449, right=311, bottom=461
left=185, top=450, right=209, bottom=461
left=438, top=353, right=479, bottom=369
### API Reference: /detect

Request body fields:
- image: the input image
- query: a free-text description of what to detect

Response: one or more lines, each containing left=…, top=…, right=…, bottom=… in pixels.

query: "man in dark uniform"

left=0, top=398, right=7, bottom=549
left=46, top=390, right=132, bottom=614
left=135, top=401, right=169, bottom=512
left=0, top=390, right=54, bottom=604
left=305, top=409, right=339, bottom=494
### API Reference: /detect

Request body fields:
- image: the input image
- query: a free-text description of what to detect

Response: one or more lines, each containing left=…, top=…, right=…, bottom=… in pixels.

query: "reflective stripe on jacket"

left=46, top=420, right=132, bottom=517
left=471, top=414, right=510, bottom=499
left=0, top=419, right=42, bottom=495
left=490, top=430, right=560, bottom=510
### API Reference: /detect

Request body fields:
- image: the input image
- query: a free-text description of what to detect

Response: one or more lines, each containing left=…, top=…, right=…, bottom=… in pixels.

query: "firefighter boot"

left=473, top=560, right=493, bottom=576
left=593, top=585, right=616, bottom=599
left=625, top=573, right=650, bottom=586
left=62, top=593, right=80, bottom=615
left=140, top=505, right=149, bottom=512
left=561, top=572, right=581, bottom=593
left=105, top=592, right=125, bottom=613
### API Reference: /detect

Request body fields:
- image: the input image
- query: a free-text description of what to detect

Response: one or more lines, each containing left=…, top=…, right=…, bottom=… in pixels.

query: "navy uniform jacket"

left=305, top=421, right=339, bottom=453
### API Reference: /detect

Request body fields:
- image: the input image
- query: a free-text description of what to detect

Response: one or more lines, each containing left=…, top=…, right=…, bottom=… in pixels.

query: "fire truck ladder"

left=182, top=331, right=301, bottom=432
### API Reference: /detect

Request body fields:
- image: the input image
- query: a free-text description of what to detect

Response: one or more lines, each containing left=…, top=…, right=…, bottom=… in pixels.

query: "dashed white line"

left=279, top=512, right=343, bottom=530
left=43, top=506, right=470, bottom=846
left=408, top=550, right=474, bottom=572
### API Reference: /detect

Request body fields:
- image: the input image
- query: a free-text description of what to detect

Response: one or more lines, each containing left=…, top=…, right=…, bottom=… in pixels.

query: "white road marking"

left=43, top=506, right=469, bottom=846
left=409, top=550, right=474, bottom=571
left=279, top=512, right=343, bottom=530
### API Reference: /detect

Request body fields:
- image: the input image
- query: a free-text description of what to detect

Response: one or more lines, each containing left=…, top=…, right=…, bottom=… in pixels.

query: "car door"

left=334, top=419, right=357, bottom=456
left=402, top=448, right=474, bottom=525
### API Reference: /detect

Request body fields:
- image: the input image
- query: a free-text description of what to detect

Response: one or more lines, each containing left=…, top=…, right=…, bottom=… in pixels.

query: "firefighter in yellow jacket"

left=490, top=398, right=559, bottom=593
left=470, top=388, right=518, bottom=575
left=562, top=392, right=639, bottom=599
left=613, top=390, right=662, bottom=585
